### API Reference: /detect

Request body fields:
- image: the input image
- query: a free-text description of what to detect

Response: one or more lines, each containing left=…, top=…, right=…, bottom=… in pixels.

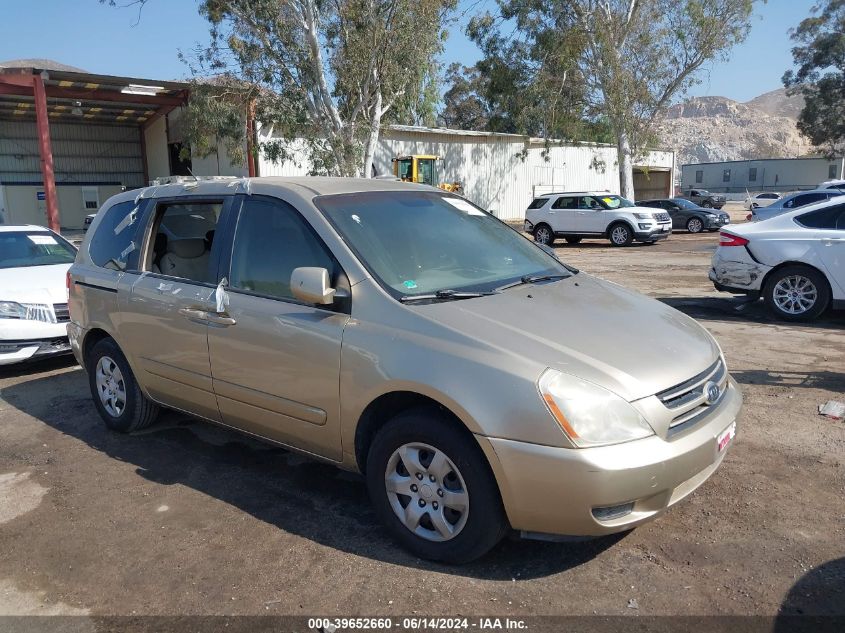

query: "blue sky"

left=0, top=0, right=816, bottom=103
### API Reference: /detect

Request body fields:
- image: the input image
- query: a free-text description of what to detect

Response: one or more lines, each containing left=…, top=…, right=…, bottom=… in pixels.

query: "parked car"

left=83, top=213, right=96, bottom=231
left=0, top=225, right=77, bottom=365
left=749, top=189, right=845, bottom=222
left=679, top=189, right=726, bottom=209
left=524, top=192, right=672, bottom=246
left=68, top=177, right=741, bottom=563
left=744, top=192, right=781, bottom=210
left=710, top=198, right=845, bottom=321
left=637, top=197, right=730, bottom=233
left=817, top=179, right=845, bottom=190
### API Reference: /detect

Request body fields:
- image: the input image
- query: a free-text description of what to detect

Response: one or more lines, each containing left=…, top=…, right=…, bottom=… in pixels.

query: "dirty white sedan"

left=710, top=200, right=845, bottom=321
left=0, top=225, right=77, bottom=365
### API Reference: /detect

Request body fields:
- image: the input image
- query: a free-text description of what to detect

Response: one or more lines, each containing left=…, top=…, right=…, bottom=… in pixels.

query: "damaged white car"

left=0, top=225, right=77, bottom=365
left=709, top=199, right=845, bottom=321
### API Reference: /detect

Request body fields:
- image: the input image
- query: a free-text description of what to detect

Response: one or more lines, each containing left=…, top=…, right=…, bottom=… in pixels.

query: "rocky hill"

left=657, top=88, right=811, bottom=165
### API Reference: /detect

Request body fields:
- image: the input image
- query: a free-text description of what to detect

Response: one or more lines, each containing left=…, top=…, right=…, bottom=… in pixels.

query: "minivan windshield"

left=317, top=191, right=570, bottom=298
left=0, top=231, right=77, bottom=269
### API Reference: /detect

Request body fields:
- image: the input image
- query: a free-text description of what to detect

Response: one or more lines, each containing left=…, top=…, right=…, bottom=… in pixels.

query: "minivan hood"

left=418, top=274, right=720, bottom=402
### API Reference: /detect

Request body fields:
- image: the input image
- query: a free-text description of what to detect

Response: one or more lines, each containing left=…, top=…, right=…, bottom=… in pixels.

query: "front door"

left=208, top=196, right=349, bottom=460
left=576, top=196, right=608, bottom=233
left=118, top=198, right=230, bottom=422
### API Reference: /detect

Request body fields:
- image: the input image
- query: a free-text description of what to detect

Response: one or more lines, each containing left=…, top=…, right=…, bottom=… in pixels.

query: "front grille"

left=656, top=358, right=728, bottom=433
left=654, top=212, right=671, bottom=222
left=53, top=303, right=70, bottom=323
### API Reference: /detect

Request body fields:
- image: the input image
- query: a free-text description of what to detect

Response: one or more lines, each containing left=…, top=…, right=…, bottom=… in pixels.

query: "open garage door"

left=634, top=168, right=671, bottom=201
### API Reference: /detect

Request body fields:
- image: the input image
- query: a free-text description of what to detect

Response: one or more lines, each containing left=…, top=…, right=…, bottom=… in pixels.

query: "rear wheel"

left=366, top=408, right=507, bottom=563
left=686, top=217, right=704, bottom=233
left=533, top=224, right=554, bottom=246
left=608, top=223, right=633, bottom=246
left=87, top=338, right=159, bottom=432
left=564, top=236, right=582, bottom=244
left=763, top=265, right=830, bottom=322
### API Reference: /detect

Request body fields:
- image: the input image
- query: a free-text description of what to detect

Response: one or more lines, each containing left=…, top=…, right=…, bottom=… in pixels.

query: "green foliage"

left=182, top=0, right=453, bottom=176
left=783, top=0, right=845, bottom=156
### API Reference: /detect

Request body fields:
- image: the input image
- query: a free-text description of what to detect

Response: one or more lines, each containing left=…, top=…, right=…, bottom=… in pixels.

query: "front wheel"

left=763, top=265, right=830, bottom=322
left=366, top=409, right=507, bottom=563
left=687, top=217, right=704, bottom=233
left=608, top=223, right=633, bottom=246
left=701, top=201, right=713, bottom=208
left=533, top=224, right=554, bottom=246
left=87, top=338, right=160, bottom=432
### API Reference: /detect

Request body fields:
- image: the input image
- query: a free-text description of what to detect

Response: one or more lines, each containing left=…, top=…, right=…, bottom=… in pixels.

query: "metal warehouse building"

left=681, top=156, right=845, bottom=194
left=0, top=60, right=248, bottom=231
left=260, top=125, right=675, bottom=222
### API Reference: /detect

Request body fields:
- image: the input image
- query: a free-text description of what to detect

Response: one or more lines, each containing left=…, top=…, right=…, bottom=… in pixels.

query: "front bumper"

left=0, top=337, right=72, bottom=365
left=478, top=378, right=742, bottom=536
left=705, top=215, right=730, bottom=229
left=634, top=223, right=672, bottom=242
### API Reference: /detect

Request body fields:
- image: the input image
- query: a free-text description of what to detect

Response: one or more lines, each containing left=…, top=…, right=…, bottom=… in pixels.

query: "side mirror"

left=290, top=267, right=336, bottom=305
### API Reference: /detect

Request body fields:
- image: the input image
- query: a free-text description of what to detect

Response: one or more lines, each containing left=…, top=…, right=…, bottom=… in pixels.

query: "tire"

left=686, top=217, right=705, bottom=233
left=533, top=224, right=554, bottom=246
left=608, top=222, right=633, bottom=246
left=762, top=265, right=830, bottom=322
left=564, top=236, right=582, bottom=244
left=366, top=408, right=507, bottom=564
left=701, top=200, right=713, bottom=208
left=87, top=337, right=160, bottom=433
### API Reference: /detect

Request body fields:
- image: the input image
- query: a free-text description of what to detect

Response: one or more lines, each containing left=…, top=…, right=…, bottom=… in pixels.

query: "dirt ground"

left=0, top=218, right=843, bottom=622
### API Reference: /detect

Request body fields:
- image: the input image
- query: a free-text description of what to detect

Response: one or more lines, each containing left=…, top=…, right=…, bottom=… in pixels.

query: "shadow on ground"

left=775, top=557, right=845, bottom=631
left=658, top=296, right=845, bottom=328
left=731, top=369, right=845, bottom=392
left=1, top=368, right=623, bottom=581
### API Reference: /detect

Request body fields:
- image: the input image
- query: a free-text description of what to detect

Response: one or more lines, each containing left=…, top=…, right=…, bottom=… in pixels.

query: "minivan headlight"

left=538, top=369, right=655, bottom=447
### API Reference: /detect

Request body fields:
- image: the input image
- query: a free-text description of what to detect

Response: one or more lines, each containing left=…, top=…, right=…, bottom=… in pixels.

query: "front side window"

left=0, top=231, right=76, bottom=269
left=317, top=191, right=570, bottom=299
left=150, top=202, right=223, bottom=283
left=796, top=204, right=845, bottom=230
left=89, top=200, right=142, bottom=270
left=671, top=198, right=698, bottom=210
left=229, top=197, right=337, bottom=302
left=794, top=193, right=826, bottom=208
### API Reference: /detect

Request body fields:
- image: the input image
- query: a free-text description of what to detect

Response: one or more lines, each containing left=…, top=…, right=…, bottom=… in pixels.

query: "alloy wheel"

left=95, top=356, right=127, bottom=417
left=534, top=226, right=552, bottom=245
left=611, top=226, right=629, bottom=244
left=384, top=442, right=469, bottom=542
left=773, top=275, right=818, bottom=315
left=688, top=218, right=703, bottom=233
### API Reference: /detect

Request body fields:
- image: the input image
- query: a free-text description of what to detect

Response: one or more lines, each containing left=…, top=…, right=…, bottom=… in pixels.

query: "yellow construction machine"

left=392, top=155, right=462, bottom=193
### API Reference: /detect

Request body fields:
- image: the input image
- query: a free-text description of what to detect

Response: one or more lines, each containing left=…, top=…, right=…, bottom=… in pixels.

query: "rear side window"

left=796, top=204, right=845, bottom=230
left=88, top=200, right=142, bottom=271
left=527, top=198, right=548, bottom=209
left=552, top=197, right=577, bottom=209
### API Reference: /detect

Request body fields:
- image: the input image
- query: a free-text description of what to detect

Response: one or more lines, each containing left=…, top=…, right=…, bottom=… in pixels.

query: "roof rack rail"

left=150, top=175, right=240, bottom=186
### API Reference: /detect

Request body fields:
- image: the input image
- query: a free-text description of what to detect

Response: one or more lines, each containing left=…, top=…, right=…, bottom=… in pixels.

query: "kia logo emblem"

left=703, top=381, right=720, bottom=405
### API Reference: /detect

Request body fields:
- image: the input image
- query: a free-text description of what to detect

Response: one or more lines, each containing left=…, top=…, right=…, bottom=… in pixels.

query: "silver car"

left=751, top=189, right=845, bottom=221
left=68, top=177, right=742, bottom=563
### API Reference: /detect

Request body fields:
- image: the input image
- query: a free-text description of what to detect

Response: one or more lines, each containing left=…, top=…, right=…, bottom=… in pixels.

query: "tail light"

left=719, top=232, right=749, bottom=247
left=66, top=271, right=73, bottom=301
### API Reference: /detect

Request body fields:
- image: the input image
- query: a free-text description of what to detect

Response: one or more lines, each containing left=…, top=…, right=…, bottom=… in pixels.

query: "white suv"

left=524, top=192, right=673, bottom=247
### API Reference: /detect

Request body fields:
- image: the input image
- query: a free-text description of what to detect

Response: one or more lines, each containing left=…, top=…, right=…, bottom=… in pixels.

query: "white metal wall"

left=257, top=128, right=675, bottom=221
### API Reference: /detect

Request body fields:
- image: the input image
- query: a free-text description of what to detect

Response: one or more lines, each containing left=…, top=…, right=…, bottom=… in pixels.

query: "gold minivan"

left=68, top=177, right=742, bottom=563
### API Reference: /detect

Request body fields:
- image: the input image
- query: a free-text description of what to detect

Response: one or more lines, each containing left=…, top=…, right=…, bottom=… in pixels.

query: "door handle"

left=178, top=307, right=208, bottom=320
left=204, top=312, right=237, bottom=326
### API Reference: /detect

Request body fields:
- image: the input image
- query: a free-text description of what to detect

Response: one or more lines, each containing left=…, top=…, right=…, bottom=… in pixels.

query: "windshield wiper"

left=496, top=273, right=570, bottom=292
left=400, top=289, right=497, bottom=303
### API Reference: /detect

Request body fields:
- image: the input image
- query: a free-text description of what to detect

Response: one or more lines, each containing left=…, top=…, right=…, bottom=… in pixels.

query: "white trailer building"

left=259, top=125, right=675, bottom=222
left=681, top=157, right=845, bottom=194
